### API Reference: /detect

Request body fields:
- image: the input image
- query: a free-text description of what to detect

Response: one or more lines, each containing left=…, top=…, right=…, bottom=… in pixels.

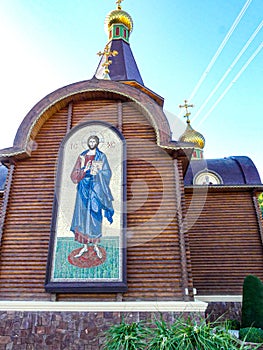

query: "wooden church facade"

left=0, top=1, right=263, bottom=347
left=0, top=79, right=205, bottom=348
left=0, top=79, right=194, bottom=302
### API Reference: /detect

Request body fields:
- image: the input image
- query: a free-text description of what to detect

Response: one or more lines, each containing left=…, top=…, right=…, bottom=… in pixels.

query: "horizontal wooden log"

left=186, top=190, right=263, bottom=295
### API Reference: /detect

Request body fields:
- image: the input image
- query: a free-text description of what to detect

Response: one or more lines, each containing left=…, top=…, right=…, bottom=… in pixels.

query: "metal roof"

left=184, top=156, right=262, bottom=186
left=94, top=39, right=144, bottom=85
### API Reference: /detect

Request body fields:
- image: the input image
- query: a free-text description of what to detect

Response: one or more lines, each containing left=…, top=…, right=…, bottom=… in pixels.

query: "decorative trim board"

left=0, top=300, right=207, bottom=312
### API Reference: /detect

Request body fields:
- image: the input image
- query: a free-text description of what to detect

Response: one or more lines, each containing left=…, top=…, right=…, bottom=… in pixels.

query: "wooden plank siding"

left=122, top=104, right=185, bottom=300
left=185, top=189, right=263, bottom=295
left=0, top=108, right=69, bottom=300
left=0, top=99, right=188, bottom=301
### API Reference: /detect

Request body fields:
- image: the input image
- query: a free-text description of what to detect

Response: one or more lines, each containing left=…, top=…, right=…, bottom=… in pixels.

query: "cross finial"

left=179, top=100, right=194, bottom=123
left=116, top=0, right=123, bottom=10
left=97, top=44, right=118, bottom=79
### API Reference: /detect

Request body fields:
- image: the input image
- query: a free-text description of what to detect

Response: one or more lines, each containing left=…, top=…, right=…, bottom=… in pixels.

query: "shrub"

left=102, top=319, right=147, bottom=350
left=163, top=317, right=242, bottom=350
left=145, top=317, right=177, bottom=350
left=241, top=275, right=263, bottom=329
left=240, top=327, right=263, bottom=343
left=102, top=316, right=257, bottom=350
left=226, top=319, right=241, bottom=330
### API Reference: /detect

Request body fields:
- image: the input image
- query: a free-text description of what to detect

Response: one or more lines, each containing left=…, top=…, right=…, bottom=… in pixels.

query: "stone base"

left=0, top=301, right=207, bottom=349
left=205, top=302, right=242, bottom=323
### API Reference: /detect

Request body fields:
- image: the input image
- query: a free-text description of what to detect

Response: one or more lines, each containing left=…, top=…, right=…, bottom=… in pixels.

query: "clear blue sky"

left=0, top=0, right=262, bottom=178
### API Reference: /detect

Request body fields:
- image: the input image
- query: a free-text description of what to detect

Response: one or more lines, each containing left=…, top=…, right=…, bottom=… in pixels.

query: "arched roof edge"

left=0, top=79, right=185, bottom=161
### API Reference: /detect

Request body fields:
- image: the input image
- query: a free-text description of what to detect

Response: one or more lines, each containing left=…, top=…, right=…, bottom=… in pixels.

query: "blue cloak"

left=70, top=148, right=114, bottom=240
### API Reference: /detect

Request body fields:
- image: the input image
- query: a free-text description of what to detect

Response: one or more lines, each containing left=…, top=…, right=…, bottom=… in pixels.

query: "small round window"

left=194, top=171, right=222, bottom=185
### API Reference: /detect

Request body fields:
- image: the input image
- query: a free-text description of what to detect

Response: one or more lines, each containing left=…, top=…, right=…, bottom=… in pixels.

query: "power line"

left=186, top=0, right=253, bottom=106
left=192, top=20, right=263, bottom=122
left=197, top=41, right=263, bottom=126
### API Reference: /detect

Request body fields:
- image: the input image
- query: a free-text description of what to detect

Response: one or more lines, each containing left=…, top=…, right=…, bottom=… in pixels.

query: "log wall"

left=0, top=108, right=68, bottom=300
left=0, top=99, right=188, bottom=301
left=185, top=188, right=263, bottom=295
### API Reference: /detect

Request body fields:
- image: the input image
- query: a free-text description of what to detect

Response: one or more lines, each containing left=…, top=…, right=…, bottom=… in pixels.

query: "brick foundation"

left=205, top=302, right=242, bottom=323
left=0, top=310, right=205, bottom=349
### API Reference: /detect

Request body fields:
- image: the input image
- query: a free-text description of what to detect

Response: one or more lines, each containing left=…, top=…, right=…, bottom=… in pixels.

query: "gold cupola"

left=179, top=119, right=205, bottom=149
left=95, top=0, right=143, bottom=84
left=178, top=100, right=205, bottom=159
left=105, top=0, right=133, bottom=41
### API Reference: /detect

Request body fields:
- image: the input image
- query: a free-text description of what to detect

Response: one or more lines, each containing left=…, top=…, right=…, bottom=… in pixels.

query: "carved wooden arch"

left=0, top=78, right=183, bottom=161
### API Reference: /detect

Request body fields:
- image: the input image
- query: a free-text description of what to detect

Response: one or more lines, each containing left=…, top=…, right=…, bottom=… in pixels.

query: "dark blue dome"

left=185, top=156, right=262, bottom=186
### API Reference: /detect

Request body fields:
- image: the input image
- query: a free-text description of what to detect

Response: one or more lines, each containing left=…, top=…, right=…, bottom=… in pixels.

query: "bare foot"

left=94, top=245, right=102, bottom=259
left=74, top=244, right=88, bottom=258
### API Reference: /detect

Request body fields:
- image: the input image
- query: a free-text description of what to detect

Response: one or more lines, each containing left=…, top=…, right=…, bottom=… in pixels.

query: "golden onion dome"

left=105, top=9, right=133, bottom=33
left=179, top=120, right=205, bottom=149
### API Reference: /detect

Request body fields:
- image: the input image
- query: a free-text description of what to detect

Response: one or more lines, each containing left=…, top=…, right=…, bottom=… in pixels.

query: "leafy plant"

left=102, top=319, right=147, bottom=350
left=163, top=317, right=242, bottom=350
left=102, top=315, right=259, bottom=350
left=145, top=317, right=177, bottom=350
left=226, top=318, right=241, bottom=330
left=241, top=275, right=263, bottom=329
left=240, top=327, right=263, bottom=343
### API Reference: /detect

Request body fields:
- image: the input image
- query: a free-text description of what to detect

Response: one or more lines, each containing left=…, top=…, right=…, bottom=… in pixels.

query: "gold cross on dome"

left=116, top=0, right=124, bottom=10
left=97, top=44, right=118, bottom=78
left=179, top=100, right=194, bottom=123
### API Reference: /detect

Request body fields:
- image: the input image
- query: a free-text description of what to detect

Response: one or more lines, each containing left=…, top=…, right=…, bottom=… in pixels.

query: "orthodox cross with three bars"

left=97, top=44, right=118, bottom=77
left=116, top=0, right=124, bottom=9
left=179, top=100, right=194, bottom=123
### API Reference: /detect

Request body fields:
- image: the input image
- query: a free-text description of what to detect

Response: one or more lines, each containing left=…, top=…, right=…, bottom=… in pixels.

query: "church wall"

left=0, top=98, right=188, bottom=301
left=122, top=103, right=185, bottom=300
left=185, top=188, right=263, bottom=295
left=0, top=107, right=69, bottom=301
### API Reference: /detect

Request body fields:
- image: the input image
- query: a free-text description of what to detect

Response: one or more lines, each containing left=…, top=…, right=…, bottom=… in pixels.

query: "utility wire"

left=197, top=41, right=263, bottom=125
left=192, top=20, right=263, bottom=122
left=184, top=0, right=252, bottom=110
